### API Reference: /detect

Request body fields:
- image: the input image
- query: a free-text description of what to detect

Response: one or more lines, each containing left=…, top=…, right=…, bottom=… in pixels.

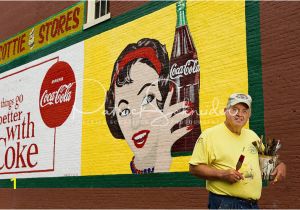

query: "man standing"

left=189, top=93, right=286, bottom=209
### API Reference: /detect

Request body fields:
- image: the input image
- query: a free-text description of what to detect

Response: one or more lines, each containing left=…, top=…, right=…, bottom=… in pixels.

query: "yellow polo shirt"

left=189, top=123, right=262, bottom=200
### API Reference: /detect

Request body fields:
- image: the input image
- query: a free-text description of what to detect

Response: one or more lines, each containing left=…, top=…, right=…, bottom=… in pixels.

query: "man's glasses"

left=228, top=107, right=250, bottom=116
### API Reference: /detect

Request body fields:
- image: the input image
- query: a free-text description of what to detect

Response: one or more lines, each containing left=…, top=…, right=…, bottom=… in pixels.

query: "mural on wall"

left=169, top=0, right=201, bottom=153
left=0, top=0, right=254, bottom=180
left=82, top=0, right=249, bottom=176
left=105, top=38, right=193, bottom=174
left=104, top=1, right=200, bottom=174
left=0, top=43, right=83, bottom=179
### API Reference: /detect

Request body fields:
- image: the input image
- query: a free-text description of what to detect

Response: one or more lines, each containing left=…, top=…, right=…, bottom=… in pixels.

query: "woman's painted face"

left=115, top=61, right=163, bottom=158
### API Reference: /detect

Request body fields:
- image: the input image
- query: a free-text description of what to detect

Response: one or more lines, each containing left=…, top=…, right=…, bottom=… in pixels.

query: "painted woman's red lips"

left=131, top=130, right=150, bottom=149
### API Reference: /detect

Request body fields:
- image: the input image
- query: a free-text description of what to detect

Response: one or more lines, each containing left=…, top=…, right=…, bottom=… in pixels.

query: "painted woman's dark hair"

left=105, top=38, right=170, bottom=139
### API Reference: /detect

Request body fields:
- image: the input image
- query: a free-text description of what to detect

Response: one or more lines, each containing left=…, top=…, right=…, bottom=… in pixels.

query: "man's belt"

left=209, top=192, right=258, bottom=205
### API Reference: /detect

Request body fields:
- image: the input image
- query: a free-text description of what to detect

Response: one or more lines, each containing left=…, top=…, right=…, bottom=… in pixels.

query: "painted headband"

left=113, top=47, right=162, bottom=84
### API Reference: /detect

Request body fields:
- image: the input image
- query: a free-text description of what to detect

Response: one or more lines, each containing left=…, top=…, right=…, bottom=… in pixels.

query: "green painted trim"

left=0, top=172, right=204, bottom=188
left=171, top=151, right=192, bottom=157
left=245, top=1, right=265, bottom=136
left=262, top=180, right=268, bottom=187
left=0, top=173, right=267, bottom=188
left=0, top=1, right=175, bottom=73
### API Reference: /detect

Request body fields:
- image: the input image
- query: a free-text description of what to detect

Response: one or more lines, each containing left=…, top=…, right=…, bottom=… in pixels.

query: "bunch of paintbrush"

left=252, top=135, right=264, bottom=155
left=252, top=135, right=282, bottom=156
left=265, top=138, right=281, bottom=156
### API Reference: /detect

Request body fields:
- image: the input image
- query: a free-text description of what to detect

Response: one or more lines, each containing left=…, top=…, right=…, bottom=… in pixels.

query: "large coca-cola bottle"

left=170, top=0, right=201, bottom=153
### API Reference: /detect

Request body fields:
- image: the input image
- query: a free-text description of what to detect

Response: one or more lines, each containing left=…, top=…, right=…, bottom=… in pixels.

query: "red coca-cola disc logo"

left=39, top=61, right=76, bottom=128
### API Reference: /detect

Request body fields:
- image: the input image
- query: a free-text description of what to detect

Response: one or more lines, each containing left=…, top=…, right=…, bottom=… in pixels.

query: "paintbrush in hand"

left=236, top=154, right=245, bottom=171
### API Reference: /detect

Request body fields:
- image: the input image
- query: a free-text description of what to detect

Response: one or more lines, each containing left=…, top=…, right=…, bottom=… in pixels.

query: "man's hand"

left=220, top=169, right=244, bottom=184
left=189, top=164, right=244, bottom=184
left=271, top=162, right=286, bottom=184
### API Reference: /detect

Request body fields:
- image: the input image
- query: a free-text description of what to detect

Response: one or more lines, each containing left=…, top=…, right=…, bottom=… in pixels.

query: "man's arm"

left=189, top=163, right=244, bottom=184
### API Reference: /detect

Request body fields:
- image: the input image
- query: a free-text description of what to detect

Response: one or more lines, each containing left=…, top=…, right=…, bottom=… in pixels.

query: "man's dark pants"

left=208, top=192, right=259, bottom=209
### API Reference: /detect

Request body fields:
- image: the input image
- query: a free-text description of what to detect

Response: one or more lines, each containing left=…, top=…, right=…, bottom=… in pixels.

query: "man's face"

left=225, top=103, right=251, bottom=128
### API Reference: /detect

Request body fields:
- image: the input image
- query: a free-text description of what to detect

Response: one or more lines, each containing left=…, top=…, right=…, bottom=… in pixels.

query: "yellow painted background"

left=82, top=1, right=248, bottom=175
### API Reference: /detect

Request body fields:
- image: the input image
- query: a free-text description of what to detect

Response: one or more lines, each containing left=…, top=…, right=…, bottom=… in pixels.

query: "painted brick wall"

left=0, top=1, right=148, bottom=42
left=0, top=1, right=74, bottom=42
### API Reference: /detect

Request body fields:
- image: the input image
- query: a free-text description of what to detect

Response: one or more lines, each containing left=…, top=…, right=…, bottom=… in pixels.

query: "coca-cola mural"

left=83, top=0, right=250, bottom=176
left=39, top=61, right=76, bottom=128
left=0, top=43, right=83, bottom=179
left=169, top=60, right=200, bottom=80
left=0, top=0, right=252, bottom=179
left=169, top=0, right=201, bottom=153
left=105, top=38, right=193, bottom=173
left=103, top=0, right=200, bottom=174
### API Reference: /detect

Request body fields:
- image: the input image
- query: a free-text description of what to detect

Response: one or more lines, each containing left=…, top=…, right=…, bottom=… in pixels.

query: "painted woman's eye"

left=119, top=108, right=130, bottom=117
left=141, top=94, right=155, bottom=106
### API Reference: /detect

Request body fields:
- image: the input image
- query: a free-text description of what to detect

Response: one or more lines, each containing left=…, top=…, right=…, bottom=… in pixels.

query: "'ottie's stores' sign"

left=0, top=2, right=84, bottom=66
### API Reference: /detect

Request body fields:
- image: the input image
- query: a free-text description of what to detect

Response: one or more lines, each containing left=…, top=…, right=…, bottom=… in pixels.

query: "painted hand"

left=151, top=87, right=194, bottom=172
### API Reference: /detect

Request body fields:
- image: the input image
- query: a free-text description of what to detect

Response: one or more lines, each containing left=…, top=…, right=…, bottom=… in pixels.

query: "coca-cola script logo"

left=39, top=61, right=76, bottom=128
left=169, top=59, right=200, bottom=79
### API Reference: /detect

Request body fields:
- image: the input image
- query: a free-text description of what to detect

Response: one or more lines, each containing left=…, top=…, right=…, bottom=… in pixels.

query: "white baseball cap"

left=226, top=93, right=252, bottom=109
